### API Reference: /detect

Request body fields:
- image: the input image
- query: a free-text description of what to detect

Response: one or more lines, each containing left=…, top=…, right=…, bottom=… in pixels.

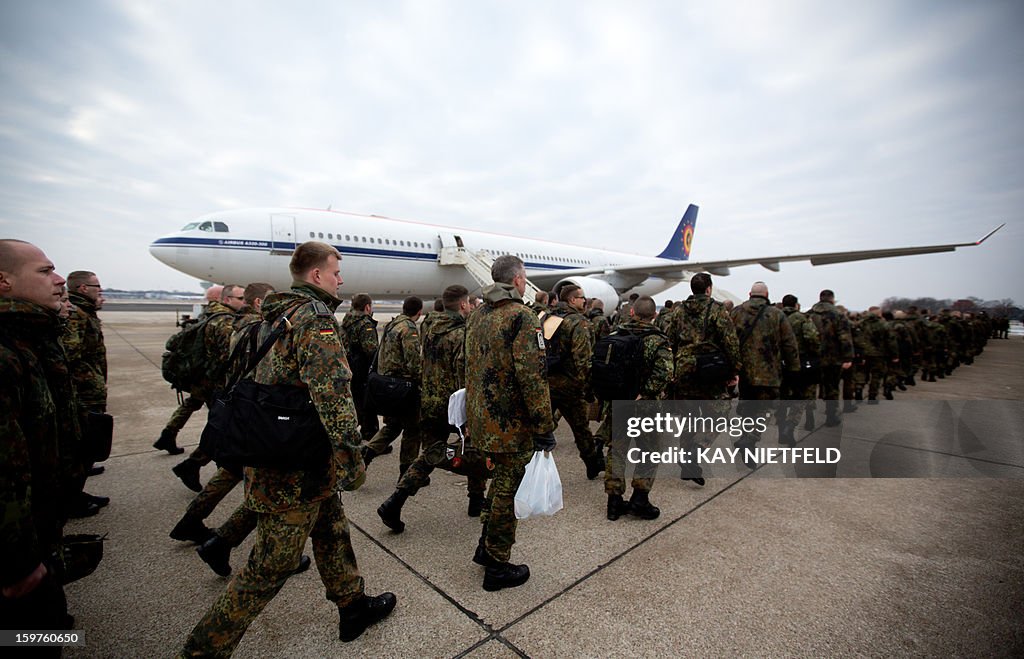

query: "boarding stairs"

left=437, top=233, right=545, bottom=301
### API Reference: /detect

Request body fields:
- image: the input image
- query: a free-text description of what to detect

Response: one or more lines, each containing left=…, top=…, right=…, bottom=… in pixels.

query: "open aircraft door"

left=270, top=214, right=297, bottom=256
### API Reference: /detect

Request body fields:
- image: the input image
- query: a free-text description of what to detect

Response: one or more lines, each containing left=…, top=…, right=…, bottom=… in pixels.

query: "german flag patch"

left=319, top=328, right=335, bottom=337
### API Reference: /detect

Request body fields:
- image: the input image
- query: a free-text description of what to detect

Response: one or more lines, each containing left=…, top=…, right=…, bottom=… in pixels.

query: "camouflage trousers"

left=397, top=418, right=487, bottom=496
left=365, top=409, right=422, bottom=472
left=550, top=390, right=599, bottom=462
left=818, top=365, right=842, bottom=400
left=598, top=405, right=657, bottom=496
left=183, top=467, right=241, bottom=523
left=780, top=376, right=817, bottom=428
left=863, top=356, right=887, bottom=398
left=165, top=393, right=206, bottom=434
left=181, top=493, right=363, bottom=658
left=671, top=389, right=733, bottom=450
left=737, top=384, right=779, bottom=443
left=480, top=449, right=533, bottom=564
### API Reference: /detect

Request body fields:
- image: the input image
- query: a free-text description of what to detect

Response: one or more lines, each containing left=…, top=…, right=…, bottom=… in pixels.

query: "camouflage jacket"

left=465, top=282, right=554, bottom=453
left=1, top=299, right=80, bottom=587
left=222, top=310, right=262, bottom=386
left=420, top=310, right=466, bottom=423
left=808, top=301, right=854, bottom=365
left=653, top=307, right=676, bottom=334
left=857, top=314, right=897, bottom=358
left=890, top=320, right=916, bottom=360
left=669, top=294, right=742, bottom=383
left=63, top=292, right=107, bottom=410
left=340, top=309, right=378, bottom=382
left=377, top=314, right=421, bottom=382
left=243, top=284, right=363, bottom=513
left=587, top=309, right=612, bottom=344
left=782, top=307, right=821, bottom=363
left=730, top=296, right=799, bottom=387
left=204, top=300, right=238, bottom=359
left=614, top=319, right=674, bottom=400
left=545, top=303, right=593, bottom=396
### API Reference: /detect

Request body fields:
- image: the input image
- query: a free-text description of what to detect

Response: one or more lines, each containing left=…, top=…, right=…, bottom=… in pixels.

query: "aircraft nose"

left=149, top=237, right=177, bottom=267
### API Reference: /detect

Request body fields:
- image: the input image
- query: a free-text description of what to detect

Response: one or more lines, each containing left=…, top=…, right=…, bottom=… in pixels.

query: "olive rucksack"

left=161, top=312, right=230, bottom=394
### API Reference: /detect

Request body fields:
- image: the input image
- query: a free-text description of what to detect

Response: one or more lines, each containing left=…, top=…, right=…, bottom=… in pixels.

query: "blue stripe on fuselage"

left=150, top=236, right=576, bottom=270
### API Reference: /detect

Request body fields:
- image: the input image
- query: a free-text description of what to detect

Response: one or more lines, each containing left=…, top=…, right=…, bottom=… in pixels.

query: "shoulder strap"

left=700, top=301, right=716, bottom=342
left=224, top=303, right=306, bottom=391
left=738, top=304, right=768, bottom=348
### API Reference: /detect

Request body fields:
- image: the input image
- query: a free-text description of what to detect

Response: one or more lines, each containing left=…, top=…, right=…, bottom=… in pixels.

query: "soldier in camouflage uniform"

left=857, top=307, right=898, bottom=402
left=377, top=285, right=490, bottom=533
left=527, top=290, right=549, bottom=316
left=63, top=270, right=111, bottom=515
left=543, top=284, right=604, bottom=479
left=340, top=294, right=379, bottom=443
left=886, top=310, right=915, bottom=395
left=465, top=255, right=554, bottom=592
left=653, top=299, right=675, bottom=333
left=730, top=282, right=799, bottom=465
left=1, top=240, right=77, bottom=635
left=362, top=296, right=423, bottom=477
left=668, top=273, right=741, bottom=483
left=180, top=243, right=395, bottom=655
left=587, top=298, right=612, bottom=344
left=154, top=284, right=246, bottom=455
left=808, top=289, right=854, bottom=426
left=779, top=295, right=820, bottom=443
left=599, top=297, right=673, bottom=521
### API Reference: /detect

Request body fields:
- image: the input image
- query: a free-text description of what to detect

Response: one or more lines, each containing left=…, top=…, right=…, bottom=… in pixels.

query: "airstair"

left=437, top=233, right=545, bottom=301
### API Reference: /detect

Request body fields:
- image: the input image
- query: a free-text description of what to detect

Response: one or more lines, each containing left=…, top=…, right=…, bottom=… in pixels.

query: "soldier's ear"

left=0, top=271, right=12, bottom=294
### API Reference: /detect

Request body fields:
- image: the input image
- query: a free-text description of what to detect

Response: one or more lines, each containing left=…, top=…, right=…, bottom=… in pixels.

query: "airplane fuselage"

left=149, top=207, right=678, bottom=303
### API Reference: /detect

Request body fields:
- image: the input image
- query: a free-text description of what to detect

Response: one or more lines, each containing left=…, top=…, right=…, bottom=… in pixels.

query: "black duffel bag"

left=363, top=322, right=419, bottom=417
left=199, top=308, right=330, bottom=471
left=694, top=345, right=732, bottom=384
left=203, top=379, right=330, bottom=470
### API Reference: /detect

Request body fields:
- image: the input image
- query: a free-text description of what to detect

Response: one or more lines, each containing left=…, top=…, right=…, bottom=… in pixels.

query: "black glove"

left=533, top=432, right=556, bottom=452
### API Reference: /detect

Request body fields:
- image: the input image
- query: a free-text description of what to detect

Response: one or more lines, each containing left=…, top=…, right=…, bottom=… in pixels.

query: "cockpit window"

left=199, top=221, right=213, bottom=232
left=214, top=222, right=229, bottom=233
left=181, top=222, right=199, bottom=231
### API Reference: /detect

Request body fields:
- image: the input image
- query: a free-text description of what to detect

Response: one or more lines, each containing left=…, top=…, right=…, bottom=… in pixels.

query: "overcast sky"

left=1, top=0, right=1021, bottom=310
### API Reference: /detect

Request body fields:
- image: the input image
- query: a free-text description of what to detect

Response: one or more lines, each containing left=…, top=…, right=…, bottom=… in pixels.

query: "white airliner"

left=149, top=205, right=1002, bottom=310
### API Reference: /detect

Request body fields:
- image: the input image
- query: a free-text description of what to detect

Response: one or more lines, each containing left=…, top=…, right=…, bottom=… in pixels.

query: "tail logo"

left=682, top=225, right=694, bottom=257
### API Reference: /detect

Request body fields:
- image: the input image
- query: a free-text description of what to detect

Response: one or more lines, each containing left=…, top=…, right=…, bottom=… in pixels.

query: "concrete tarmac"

left=63, top=312, right=1024, bottom=657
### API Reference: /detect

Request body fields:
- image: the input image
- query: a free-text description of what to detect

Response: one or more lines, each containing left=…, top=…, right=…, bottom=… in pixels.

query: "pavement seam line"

left=493, top=414, right=842, bottom=635
left=348, top=518, right=534, bottom=658
left=106, top=323, right=163, bottom=370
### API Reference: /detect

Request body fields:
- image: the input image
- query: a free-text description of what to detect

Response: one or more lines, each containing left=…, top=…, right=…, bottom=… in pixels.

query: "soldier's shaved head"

left=750, top=281, right=769, bottom=298
left=0, top=239, right=31, bottom=272
left=205, top=285, right=223, bottom=303
left=0, top=240, right=66, bottom=310
left=632, top=296, right=657, bottom=320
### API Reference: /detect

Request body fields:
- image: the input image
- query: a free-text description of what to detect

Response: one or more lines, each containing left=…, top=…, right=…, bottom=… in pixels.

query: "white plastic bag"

left=514, top=451, right=563, bottom=519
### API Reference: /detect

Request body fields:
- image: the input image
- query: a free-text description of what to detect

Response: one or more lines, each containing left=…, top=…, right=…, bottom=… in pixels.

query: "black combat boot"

left=153, top=428, right=184, bottom=455
left=83, top=492, right=109, bottom=507
left=360, top=445, right=378, bottom=467
left=467, top=493, right=486, bottom=518
left=897, top=378, right=908, bottom=391
left=928, top=373, right=937, bottom=382
left=483, top=562, right=531, bottom=591
left=679, top=463, right=705, bottom=487
left=884, top=387, right=894, bottom=400
left=197, top=534, right=233, bottom=577
left=87, top=465, right=105, bottom=477
left=824, top=401, right=841, bottom=427
left=628, top=490, right=661, bottom=520
left=607, top=493, right=631, bottom=520
left=338, top=592, right=398, bottom=642
left=584, top=451, right=605, bottom=480
left=68, top=496, right=100, bottom=519
left=169, top=516, right=214, bottom=544
left=376, top=490, right=409, bottom=533
left=172, top=459, right=203, bottom=492
left=473, top=534, right=492, bottom=566
left=854, top=389, right=863, bottom=401
left=804, top=409, right=816, bottom=431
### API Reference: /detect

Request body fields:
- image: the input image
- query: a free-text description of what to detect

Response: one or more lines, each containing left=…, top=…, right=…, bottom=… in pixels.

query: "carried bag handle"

left=223, top=303, right=307, bottom=393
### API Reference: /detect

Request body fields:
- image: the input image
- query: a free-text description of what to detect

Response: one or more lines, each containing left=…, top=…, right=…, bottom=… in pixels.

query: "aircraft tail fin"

left=656, top=204, right=699, bottom=261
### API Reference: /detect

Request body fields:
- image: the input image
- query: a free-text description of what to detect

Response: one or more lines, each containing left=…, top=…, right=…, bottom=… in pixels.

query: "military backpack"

left=161, top=312, right=231, bottom=395
left=592, top=327, right=660, bottom=401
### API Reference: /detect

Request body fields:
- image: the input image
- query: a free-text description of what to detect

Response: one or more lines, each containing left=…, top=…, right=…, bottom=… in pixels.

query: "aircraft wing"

left=530, top=224, right=1004, bottom=285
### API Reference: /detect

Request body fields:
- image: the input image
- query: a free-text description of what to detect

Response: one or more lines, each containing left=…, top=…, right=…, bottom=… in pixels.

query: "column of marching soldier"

left=0, top=238, right=1002, bottom=655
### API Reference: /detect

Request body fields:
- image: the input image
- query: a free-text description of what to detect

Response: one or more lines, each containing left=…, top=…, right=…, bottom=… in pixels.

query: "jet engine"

left=552, top=277, right=621, bottom=314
